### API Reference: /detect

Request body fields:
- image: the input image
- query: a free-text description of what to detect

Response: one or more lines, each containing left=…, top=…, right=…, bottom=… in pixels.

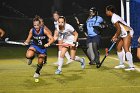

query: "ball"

left=35, top=78, right=39, bottom=83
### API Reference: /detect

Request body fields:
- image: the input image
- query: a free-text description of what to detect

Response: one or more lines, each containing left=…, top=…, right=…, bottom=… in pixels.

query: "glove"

left=73, top=42, right=79, bottom=47
left=44, top=43, right=50, bottom=48
left=78, top=24, right=84, bottom=32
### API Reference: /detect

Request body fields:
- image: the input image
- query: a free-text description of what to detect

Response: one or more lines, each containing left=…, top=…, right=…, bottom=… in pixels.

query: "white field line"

left=108, top=56, right=140, bottom=72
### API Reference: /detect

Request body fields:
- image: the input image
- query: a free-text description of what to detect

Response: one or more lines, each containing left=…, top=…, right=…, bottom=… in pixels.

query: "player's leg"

left=90, top=36, right=101, bottom=66
left=114, top=39, right=125, bottom=68
left=26, top=47, right=36, bottom=65
left=92, top=41, right=100, bottom=66
left=55, top=46, right=68, bottom=74
left=70, top=46, right=85, bottom=69
left=87, top=42, right=96, bottom=65
left=137, top=47, right=140, bottom=60
left=34, top=54, right=45, bottom=78
left=54, top=40, right=63, bottom=65
left=123, top=35, right=135, bottom=71
left=65, top=50, right=73, bottom=64
left=43, top=55, right=47, bottom=64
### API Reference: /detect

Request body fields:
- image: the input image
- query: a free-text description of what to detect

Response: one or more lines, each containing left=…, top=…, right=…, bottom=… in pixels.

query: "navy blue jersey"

left=32, top=27, right=48, bottom=48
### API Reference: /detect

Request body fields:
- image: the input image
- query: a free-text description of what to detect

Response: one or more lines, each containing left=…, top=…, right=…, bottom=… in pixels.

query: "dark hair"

left=33, top=15, right=41, bottom=23
left=89, top=7, right=98, bottom=15
left=58, top=16, right=66, bottom=22
left=52, top=11, right=61, bottom=16
left=106, top=5, right=116, bottom=13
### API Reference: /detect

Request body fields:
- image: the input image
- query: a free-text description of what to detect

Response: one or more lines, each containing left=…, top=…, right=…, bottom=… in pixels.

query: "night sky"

left=0, top=0, right=121, bottom=18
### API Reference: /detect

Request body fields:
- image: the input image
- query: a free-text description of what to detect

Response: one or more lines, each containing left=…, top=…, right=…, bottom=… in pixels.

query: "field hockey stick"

left=74, top=15, right=92, bottom=61
left=55, top=43, right=77, bottom=47
left=74, top=15, right=88, bottom=36
left=97, top=42, right=116, bottom=68
left=5, top=38, right=28, bottom=46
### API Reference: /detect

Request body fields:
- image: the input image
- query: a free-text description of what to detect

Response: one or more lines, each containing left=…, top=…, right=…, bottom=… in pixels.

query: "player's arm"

left=0, top=28, right=5, bottom=38
left=73, top=30, right=78, bottom=42
left=44, top=29, right=54, bottom=47
left=53, top=29, right=59, bottom=41
left=44, top=26, right=52, bottom=35
left=112, top=22, right=121, bottom=42
left=24, top=29, right=33, bottom=44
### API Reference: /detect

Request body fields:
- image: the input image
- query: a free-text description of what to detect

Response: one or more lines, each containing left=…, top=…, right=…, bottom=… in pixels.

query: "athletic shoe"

left=125, top=67, right=135, bottom=71
left=89, top=61, right=96, bottom=65
left=81, top=57, right=85, bottom=69
left=55, top=69, right=62, bottom=75
left=66, top=59, right=73, bottom=64
left=114, top=64, right=125, bottom=69
left=27, top=59, right=32, bottom=65
left=33, top=73, right=40, bottom=78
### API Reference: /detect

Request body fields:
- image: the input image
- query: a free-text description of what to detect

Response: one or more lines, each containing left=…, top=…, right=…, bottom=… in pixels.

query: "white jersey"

left=56, top=23, right=75, bottom=44
left=54, top=21, right=58, bottom=29
left=111, top=13, right=134, bottom=37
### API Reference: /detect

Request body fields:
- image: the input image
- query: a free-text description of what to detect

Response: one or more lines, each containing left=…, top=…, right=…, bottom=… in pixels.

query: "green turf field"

left=0, top=47, right=140, bottom=93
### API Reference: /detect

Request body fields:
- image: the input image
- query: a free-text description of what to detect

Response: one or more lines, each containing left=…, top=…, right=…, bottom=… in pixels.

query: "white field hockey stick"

left=5, top=38, right=28, bottom=46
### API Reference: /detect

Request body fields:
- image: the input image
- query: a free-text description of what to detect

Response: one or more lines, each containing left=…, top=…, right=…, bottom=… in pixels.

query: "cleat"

left=27, top=59, right=32, bottom=65
left=33, top=73, right=40, bottom=78
left=125, top=67, right=135, bottom=71
left=96, top=61, right=100, bottom=68
left=66, top=59, right=73, bottom=64
left=89, top=61, right=96, bottom=65
left=55, top=69, right=62, bottom=75
left=81, top=57, right=85, bottom=69
left=114, top=64, right=125, bottom=69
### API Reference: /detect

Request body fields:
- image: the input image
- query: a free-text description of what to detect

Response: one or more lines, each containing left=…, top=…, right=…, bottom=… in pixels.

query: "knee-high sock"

left=126, top=52, right=134, bottom=67
left=65, top=51, right=71, bottom=60
left=58, top=57, right=64, bottom=71
left=35, top=64, right=43, bottom=74
left=122, top=48, right=126, bottom=61
left=75, top=56, right=82, bottom=63
left=58, top=51, right=61, bottom=58
left=117, top=51, right=124, bottom=65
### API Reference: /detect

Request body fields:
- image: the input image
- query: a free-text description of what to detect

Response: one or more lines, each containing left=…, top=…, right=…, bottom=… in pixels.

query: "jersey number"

left=38, top=40, right=42, bottom=45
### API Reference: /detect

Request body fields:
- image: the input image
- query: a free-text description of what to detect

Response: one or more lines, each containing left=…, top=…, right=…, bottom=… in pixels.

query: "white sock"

left=58, top=51, right=61, bottom=59
left=122, top=49, right=126, bottom=61
left=65, top=51, right=71, bottom=60
left=126, top=52, right=134, bottom=67
left=117, top=51, right=124, bottom=65
left=75, top=56, right=82, bottom=63
left=58, top=57, right=64, bottom=71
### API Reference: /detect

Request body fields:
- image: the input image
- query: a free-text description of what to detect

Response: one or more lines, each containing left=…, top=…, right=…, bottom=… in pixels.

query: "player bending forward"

left=53, top=16, right=85, bottom=74
left=24, top=16, right=54, bottom=79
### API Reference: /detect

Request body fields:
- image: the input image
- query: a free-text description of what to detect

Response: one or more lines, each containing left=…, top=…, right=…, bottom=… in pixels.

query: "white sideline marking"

left=108, top=57, right=140, bottom=72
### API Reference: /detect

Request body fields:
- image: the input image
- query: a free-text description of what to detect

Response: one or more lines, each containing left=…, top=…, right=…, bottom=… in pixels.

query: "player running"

left=53, top=11, right=72, bottom=65
left=53, top=16, right=85, bottom=74
left=24, top=16, right=54, bottom=79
